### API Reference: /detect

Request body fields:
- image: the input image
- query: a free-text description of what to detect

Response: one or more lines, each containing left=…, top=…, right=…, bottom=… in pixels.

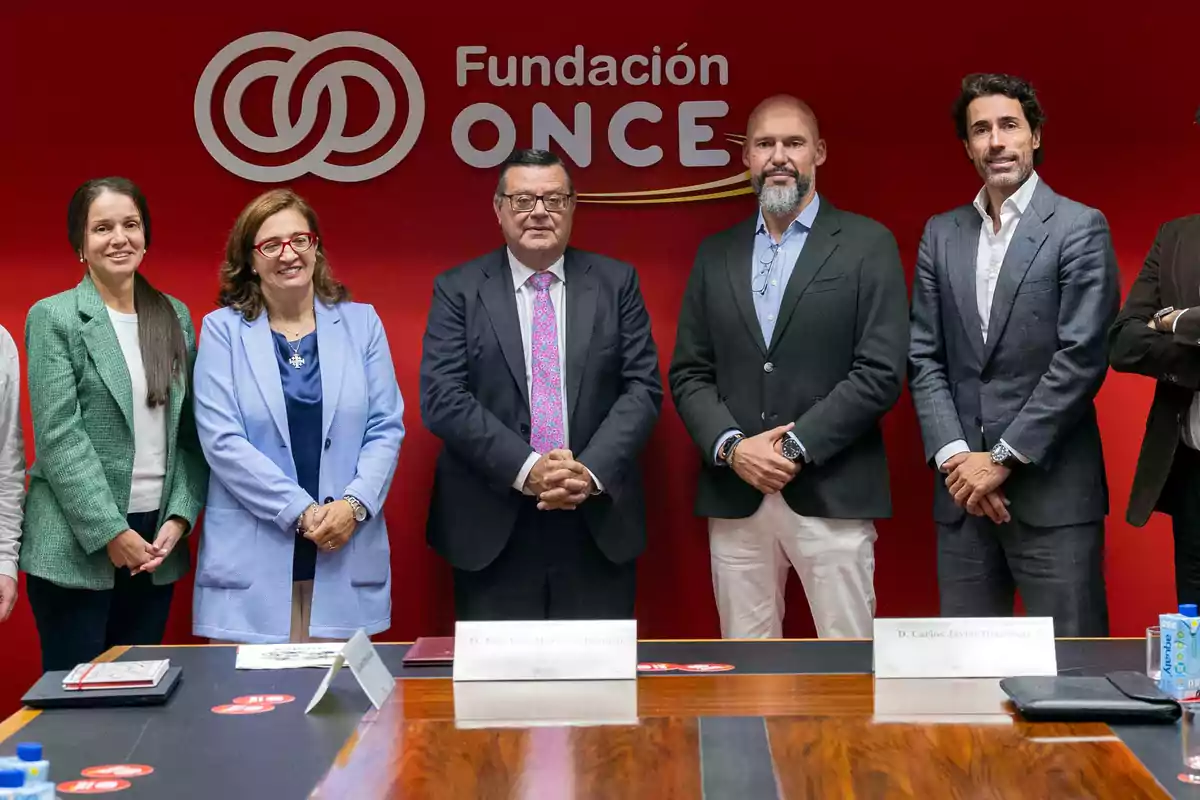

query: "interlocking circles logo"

left=194, top=31, right=425, bottom=183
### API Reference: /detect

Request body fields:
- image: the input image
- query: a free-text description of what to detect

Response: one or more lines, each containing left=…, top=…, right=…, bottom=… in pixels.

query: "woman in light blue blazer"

left=192, top=189, right=404, bottom=643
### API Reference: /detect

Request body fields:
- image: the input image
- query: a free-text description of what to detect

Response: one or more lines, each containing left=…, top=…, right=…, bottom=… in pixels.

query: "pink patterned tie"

left=528, top=271, right=564, bottom=453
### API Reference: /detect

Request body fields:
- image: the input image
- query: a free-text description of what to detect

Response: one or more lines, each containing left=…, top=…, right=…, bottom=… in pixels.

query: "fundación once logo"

left=194, top=31, right=425, bottom=183
left=194, top=31, right=752, bottom=203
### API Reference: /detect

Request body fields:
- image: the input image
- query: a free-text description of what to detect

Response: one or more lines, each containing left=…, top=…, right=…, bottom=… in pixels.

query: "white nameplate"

left=873, top=617, right=1057, bottom=679
left=305, top=629, right=395, bottom=713
left=452, top=619, right=637, bottom=682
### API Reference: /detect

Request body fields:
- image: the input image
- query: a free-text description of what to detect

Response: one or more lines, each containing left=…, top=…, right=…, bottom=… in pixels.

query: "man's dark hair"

left=952, top=73, right=1046, bottom=165
left=495, top=148, right=574, bottom=196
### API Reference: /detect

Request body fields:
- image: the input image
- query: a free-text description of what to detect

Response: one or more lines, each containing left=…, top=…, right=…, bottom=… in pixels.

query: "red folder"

left=402, top=637, right=455, bottom=666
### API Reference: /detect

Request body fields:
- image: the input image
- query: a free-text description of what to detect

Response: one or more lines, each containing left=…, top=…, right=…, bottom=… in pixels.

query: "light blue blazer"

left=191, top=300, right=405, bottom=643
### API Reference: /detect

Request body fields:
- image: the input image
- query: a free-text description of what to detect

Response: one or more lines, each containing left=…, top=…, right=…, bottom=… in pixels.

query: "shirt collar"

left=973, top=170, right=1039, bottom=223
left=755, top=192, right=821, bottom=238
left=508, top=248, right=566, bottom=291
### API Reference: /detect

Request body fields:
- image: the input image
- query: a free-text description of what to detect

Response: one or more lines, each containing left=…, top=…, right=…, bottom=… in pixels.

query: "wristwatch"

left=718, top=433, right=745, bottom=465
left=781, top=433, right=804, bottom=462
left=989, top=441, right=1020, bottom=469
left=1152, top=306, right=1177, bottom=331
left=343, top=495, right=368, bottom=523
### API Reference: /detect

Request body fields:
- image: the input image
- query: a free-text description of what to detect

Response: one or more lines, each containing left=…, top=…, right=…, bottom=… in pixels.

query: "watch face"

left=782, top=437, right=802, bottom=461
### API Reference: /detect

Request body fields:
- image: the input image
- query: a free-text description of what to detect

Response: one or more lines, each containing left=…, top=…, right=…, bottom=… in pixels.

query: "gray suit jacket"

left=908, top=179, right=1119, bottom=527
left=670, top=200, right=909, bottom=520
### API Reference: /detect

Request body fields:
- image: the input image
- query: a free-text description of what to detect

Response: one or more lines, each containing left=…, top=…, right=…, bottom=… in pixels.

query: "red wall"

left=2, top=3, right=1197, bottom=713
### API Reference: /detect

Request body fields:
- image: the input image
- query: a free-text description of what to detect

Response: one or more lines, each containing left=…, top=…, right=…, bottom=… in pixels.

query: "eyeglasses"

left=752, top=244, right=781, bottom=296
left=254, top=232, right=319, bottom=259
left=500, top=193, right=574, bottom=213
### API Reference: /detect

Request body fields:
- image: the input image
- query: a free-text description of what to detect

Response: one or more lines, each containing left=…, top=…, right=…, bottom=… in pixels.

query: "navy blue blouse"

left=273, top=330, right=322, bottom=582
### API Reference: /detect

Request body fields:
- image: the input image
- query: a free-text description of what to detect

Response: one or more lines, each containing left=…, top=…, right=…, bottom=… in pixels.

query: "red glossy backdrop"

left=1, top=3, right=1197, bottom=712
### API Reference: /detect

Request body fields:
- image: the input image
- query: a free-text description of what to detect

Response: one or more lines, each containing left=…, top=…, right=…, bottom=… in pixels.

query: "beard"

left=982, top=154, right=1034, bottom=189
left=753, top=167, right=812, bottom=216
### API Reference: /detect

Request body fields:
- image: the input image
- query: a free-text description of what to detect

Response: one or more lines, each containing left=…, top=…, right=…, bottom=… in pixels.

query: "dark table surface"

left=1, top=639, right=1194, bottom=799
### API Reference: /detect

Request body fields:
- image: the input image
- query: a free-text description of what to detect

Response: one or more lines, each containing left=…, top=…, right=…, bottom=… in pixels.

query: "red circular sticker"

left=638, top=662, right=685, bottom=672
left=58, top=778, right=133, bottom=794
left=232, top=694, right=295, bottom=705
left=679, top=663, right=736, bottom=672
left=212, top=702, right=276, bottom=715
left=81, top=765, right=154, bottom=778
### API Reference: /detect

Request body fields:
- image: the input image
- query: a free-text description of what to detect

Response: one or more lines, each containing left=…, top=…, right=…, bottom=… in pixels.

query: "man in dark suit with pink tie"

left=419, top=148, right=663, bottom=621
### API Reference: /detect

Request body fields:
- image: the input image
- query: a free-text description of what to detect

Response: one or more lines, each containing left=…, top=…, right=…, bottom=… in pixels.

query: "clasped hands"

left=524, top=449, right=596, bottom=511
left=106, top=516, right=189, bottom=575
left=942, top=452, right=1011, bottom=524
left=299, top=500, right=359, bottom=552
left=729, top=423, right=801, bottom=494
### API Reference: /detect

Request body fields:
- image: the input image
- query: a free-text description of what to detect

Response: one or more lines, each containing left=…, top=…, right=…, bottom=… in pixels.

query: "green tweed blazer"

left=19, top=275, right=209, bottom=589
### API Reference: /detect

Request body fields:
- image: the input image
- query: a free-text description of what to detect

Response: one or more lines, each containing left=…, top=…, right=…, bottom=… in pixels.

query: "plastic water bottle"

left=0, top=768, right=24, bottom=799
left=10, top=745, right=47, bottom=786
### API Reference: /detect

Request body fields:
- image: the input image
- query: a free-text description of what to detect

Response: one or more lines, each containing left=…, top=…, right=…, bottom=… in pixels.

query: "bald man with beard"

left=668, top=94, right=909, bottom=639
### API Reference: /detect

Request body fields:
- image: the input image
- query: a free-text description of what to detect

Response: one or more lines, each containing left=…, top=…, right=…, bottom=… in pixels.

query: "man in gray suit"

left=670, top=94, right=908, bottom=639
left=908, top=73, right=1119, bottom=636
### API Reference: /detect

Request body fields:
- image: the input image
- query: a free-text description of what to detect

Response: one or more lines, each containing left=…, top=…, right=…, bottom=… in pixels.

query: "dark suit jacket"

left=668, top=199, right=909, bottom=520
left=908, top=179, right=1120, bottom=527
left=419, top=246, right=663, bottom=571
left=1109, top=215, right=1200, bottom=526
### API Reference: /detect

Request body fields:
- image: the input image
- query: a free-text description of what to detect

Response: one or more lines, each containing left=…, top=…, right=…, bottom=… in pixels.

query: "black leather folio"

left=1000, top=671, right=1181, bottom=724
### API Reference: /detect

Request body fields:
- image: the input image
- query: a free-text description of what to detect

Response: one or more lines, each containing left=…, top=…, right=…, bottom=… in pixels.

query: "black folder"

left=20, top=666, right=182, bottom=709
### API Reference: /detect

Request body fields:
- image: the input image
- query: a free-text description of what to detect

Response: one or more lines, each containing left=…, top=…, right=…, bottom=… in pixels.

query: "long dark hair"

left=67, top=177, right=188, bottom=408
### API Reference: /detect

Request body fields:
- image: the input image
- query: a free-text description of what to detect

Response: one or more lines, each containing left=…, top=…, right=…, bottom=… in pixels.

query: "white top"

left=973, top=171, right=1041, bottom=342
left=0, top=325, right=25, bottom=581
left=933, top=172, right=1040, bottom=470
left=506, top=249, right=603, bottom=494
left=107, top=308, right=167, bottom=513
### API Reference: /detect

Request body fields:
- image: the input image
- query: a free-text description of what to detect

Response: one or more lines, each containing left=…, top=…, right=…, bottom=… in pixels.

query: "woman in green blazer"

left=21, top=177, right=209, bottom=672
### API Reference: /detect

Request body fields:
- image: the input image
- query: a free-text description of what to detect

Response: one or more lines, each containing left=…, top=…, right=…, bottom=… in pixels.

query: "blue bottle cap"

left=14, top=743, right=40, bottom=762
left=1182, top=604, right=1199, bottom=617
left=0, top=769, right=23, bottom=788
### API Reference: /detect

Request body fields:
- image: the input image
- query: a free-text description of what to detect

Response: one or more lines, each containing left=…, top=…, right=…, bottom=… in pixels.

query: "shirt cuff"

left=1175, top=309, right=1191, bottom=333
left=999, top=438, right=1030, bottom=464
left=713, top=429, right=743, bottom=466
left=935, top=439, right=970, bottom=470
left=0, top=559, right=15, bottom=582
left=586, top=468, right=604, bottom=495
left=514, top=451, right=540, bottom=495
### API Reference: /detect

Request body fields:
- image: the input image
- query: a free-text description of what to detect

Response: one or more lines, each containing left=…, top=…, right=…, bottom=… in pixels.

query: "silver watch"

left=343, top=495, right=368, bottom=523
left=780, top=434, right=804, bottom=462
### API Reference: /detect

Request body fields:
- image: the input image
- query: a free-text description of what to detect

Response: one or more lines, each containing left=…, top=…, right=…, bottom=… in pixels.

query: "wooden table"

left=0, top=640, right=1192, bottom=799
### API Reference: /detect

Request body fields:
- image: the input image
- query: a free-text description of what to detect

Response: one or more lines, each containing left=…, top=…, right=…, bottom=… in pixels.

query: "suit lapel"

left=982, top=182, right=1053, bottom=366
left=241, top=313, right=290, bottom=444
left=76, top=277, right=134, bottom=434
left=948, top=208, right=986, bottom=364
left=315, top=302, right=345, bottom=442
left=767, top=204, right=838, bottom=354
left=564, top=250, right=596, bottom=424
left=725, top=217, right=767, bottom=354
left=478, top=249, right=529, bottom=408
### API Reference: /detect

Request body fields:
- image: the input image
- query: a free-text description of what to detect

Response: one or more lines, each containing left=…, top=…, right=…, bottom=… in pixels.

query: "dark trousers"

left=453, top=499, right=636, bottom=621
left=26, top=511, right=175, bottom=672
left=1165, top=445, right=1200, bottom=607
left=937, top=512, right=1109, bottom=637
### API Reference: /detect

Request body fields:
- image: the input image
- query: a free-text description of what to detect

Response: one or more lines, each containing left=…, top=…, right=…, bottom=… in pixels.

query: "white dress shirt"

left=934, top=172, right=1040, bottom=469
left=107, top=308, right=168, bottom=513
left=508, top=250, right=604, bottom=494
left=0, top=325, right=25, bottom=581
